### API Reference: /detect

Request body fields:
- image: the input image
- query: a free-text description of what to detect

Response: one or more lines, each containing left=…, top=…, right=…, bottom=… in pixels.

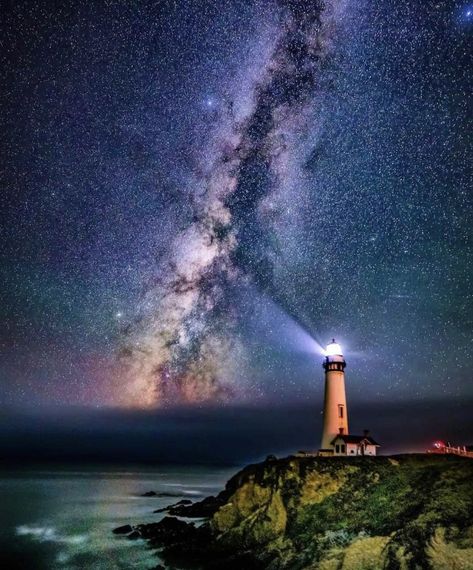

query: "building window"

left=341, top=445, right=346, bottom=453
left=350, top=449, right=354, bottom=454
left=335, top=445, right=340, bottom=453
left=338, top=405, right=344, bottom=419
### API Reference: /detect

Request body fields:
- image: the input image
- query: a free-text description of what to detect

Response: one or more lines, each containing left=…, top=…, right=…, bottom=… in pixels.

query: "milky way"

left=1, top=0, right=472, bottom=410
left=120, top=0, right=347, bottom=406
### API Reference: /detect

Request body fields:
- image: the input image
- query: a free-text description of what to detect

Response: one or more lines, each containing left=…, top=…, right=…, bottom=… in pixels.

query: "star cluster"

left=1, top=0, right=472, bottom=409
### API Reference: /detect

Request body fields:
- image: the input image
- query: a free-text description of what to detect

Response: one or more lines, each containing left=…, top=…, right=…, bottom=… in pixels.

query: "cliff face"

left=138, top=454, right=473, bottom=570
left=209, top=454, right=473, bottom=569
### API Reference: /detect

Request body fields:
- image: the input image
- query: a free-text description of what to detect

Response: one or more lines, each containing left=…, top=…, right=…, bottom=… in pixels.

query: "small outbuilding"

left=331, top=433, right=380, bottom=456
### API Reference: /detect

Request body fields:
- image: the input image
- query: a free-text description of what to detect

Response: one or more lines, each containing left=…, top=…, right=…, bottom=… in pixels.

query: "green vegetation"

left=207, top=454, right=473, bottom=569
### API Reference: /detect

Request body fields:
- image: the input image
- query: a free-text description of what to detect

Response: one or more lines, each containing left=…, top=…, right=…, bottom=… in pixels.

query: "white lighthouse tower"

left=320, top=339, right=349, bottom=452
left=318, top=339, right=380, bottom=456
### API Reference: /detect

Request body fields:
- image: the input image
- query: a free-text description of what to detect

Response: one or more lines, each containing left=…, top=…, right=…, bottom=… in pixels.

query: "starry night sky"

left=1, top=0, right=473, bottom=448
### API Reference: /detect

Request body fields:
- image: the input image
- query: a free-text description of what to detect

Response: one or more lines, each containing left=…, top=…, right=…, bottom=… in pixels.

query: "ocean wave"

left=16, top=524, right=88, bottom=545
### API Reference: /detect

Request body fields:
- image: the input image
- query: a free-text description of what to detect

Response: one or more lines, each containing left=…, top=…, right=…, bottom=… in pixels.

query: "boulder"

left=168, top=495, right=224, bottom=517
left=153, top=498, right=193, bottom=514
left=113, top=524, right=133, bottom=535
left=137, top=516, right=196, bottom=544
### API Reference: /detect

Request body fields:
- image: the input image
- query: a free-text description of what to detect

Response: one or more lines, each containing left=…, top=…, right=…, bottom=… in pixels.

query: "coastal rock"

left=167, top=495, right=225, bottom=517
left=133, top=455, right=473, bottom=569
left=154, top=498, right=193, bottom=514
left=112, top=524, right=133, bottom=535
left=137, top=516, right=196, bottom=544
left=142, top=490, right=197, bottom=498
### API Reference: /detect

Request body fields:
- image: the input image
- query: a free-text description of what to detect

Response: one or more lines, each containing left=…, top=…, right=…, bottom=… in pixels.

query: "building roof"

left=331, top=434, right=380, bottom=446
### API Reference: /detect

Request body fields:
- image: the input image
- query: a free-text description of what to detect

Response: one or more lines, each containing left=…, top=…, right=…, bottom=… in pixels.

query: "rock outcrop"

left=129, top=454, right=473, bottom=569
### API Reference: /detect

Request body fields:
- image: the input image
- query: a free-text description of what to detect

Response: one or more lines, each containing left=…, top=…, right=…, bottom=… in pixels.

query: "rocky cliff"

left=132, top=454, right=473, bottom=569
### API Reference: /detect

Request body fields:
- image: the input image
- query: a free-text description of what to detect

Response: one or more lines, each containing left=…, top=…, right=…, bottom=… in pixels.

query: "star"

left=203, top=96, right=218, bottom=112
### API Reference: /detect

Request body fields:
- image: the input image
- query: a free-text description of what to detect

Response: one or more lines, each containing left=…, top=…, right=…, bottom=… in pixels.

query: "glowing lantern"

left=325, top=339, right=343, bottom=357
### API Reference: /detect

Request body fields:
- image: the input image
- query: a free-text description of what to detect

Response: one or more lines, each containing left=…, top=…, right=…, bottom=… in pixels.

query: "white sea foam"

left=16, top=524, right=88, bottom=545
left=56, top=551, right=71, bottom=564
left=16, top=525, right=56, bottom=541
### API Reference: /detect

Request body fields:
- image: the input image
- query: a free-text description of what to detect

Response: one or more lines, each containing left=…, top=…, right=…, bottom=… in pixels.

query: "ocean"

left=0, top=464, right=237, bottom=569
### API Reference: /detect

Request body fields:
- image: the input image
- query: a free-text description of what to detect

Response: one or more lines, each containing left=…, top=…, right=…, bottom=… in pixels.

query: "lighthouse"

left=320, top=339, right=348, bottom=451
left=318, top=339, right=380, bottom=456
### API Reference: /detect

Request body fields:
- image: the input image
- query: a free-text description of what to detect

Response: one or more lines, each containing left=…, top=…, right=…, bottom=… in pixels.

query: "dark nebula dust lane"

left=1, top=0, right=472, bottom=413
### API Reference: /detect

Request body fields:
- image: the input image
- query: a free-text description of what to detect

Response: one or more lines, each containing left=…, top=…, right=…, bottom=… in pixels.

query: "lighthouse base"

left=318, top=449, right=335, bottom=457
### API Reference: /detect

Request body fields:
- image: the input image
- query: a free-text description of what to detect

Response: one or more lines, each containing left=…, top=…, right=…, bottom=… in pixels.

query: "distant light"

left=325, top=339, right=343, bottom=356
left=115, top=311, right=123, bottom=319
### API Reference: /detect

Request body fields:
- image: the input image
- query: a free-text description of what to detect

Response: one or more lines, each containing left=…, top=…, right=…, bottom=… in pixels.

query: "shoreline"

left=117, top=454, right=473, bottom=570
